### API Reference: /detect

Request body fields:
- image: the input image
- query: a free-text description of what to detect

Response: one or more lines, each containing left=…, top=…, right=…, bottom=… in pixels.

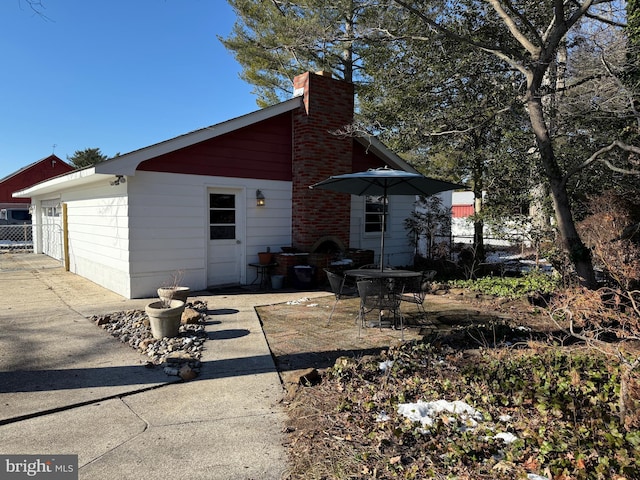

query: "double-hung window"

left=364, top=195, right=387, bottom=233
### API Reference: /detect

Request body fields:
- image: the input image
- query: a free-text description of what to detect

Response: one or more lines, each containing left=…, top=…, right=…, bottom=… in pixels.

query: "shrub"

left=577, top=192, right=640, bottom=290
left=449, top=269, right=560, bottom=299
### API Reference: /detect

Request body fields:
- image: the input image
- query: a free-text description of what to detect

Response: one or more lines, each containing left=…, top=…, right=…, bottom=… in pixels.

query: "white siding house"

left=15, top=72, right=457, bottom=298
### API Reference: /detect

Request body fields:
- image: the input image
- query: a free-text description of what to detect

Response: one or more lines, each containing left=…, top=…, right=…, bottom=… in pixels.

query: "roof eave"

left=12, top=167, right=105, bottom=198
left=355, top=136, right=419, bottom=174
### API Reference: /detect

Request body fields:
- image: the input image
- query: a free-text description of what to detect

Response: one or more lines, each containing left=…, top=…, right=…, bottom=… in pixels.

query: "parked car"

left=0, top=208, right=31, bottom=225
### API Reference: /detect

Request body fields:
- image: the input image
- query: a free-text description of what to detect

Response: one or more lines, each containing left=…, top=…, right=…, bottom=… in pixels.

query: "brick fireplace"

left=291, top=71, right=353, bottom=253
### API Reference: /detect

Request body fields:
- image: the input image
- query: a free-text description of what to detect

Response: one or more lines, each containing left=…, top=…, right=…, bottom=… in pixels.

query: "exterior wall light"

left=110, top=175, right=126, bottom=186
left=256, top=189, right=266, bottom=207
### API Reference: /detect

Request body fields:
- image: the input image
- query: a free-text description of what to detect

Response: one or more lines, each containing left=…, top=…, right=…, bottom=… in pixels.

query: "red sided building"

left=0, top=154, right=74, bottom=208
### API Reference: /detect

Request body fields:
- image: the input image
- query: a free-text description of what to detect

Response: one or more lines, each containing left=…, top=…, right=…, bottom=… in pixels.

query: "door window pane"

left=210, top=226, right=235, bottom=239
left=209, top=193, right=236, bottom=239
left=209, top=194, right=235, bottom=209
left=210, top=210, right=235, bottom=224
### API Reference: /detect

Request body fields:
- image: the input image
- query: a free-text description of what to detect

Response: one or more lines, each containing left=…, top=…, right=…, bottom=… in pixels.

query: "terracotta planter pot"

left=145, top=300, right=186, bottom=339
left=258, top=252, right=273, bottom=265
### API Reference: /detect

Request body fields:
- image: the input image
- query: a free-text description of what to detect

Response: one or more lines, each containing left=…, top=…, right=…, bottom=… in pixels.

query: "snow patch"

left=495, top=432, right=519, bottom=444
left=397, top=399, right=483, bottom=429
left=379, top=360, right=394, bottom=372
left=286, top=297, right=311, bottom=305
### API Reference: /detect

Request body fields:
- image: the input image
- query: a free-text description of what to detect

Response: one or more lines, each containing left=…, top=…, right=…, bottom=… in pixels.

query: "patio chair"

left=324, top=269, right=359, bottom=326
left=356, top=278, right=405, bottom=339
left=399, top=270, right=436, bottom=320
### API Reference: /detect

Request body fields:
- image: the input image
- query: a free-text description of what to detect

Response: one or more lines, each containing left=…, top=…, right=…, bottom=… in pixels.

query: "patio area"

left=256, top=290, right=514, bottom=379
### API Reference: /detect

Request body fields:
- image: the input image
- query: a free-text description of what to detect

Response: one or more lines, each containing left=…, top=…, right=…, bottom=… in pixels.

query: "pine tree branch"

left=427, top=107, right=512, bottom=137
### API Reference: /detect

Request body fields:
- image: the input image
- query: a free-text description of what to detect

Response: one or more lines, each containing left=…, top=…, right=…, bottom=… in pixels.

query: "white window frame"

left=364, top=195, right=387, bottom=234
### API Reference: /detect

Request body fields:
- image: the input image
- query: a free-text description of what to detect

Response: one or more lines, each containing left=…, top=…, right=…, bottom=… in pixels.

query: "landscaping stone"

left=181, top=308, right=201, bottom=324
left=88, top=300, right=208, bottom=379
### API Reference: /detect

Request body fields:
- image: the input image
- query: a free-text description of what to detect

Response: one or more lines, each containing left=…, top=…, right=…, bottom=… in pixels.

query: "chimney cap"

left=315, top=70, right=333, bottom=78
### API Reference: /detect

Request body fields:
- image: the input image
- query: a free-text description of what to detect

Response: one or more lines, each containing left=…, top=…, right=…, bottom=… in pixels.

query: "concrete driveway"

left=0, top=253, right=329, bottom=479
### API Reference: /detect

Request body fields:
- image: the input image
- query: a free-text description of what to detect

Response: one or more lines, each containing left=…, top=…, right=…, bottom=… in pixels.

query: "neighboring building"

left=0, top=154, right=73, bottom=209
left=451, top=191, right=531, bottom=247
left=452, top=191, right=475, bottom=220
left=451, top=191, right=475, bottom=244
left=15, top=72, right=455, bottom=298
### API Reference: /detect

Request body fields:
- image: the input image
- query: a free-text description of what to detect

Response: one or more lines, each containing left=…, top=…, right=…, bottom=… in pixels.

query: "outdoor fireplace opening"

left=303, top=236, right=374, bottom=284
left=309, top=236, right=346, bottom=256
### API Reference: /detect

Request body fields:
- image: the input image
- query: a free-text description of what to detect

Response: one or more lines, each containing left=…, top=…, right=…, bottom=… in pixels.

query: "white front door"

left=207, top=189, right=244, bottom=287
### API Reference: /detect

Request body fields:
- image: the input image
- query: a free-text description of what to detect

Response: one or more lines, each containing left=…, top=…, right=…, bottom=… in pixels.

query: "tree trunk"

left=472, top=134, right=485, bottom=262
left=342, top=1, right=354, bottom=83
left=473, top=194, right=485, bottom=261
left=526, top=83, right=597, bottom=288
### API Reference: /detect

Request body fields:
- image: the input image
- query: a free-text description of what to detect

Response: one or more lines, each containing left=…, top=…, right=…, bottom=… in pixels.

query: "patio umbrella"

left=309, top=166, right=464, bottom=270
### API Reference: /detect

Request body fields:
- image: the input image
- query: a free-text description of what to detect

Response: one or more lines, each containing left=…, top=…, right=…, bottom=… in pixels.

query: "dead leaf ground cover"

left=257, top=290, right=640, bottom=479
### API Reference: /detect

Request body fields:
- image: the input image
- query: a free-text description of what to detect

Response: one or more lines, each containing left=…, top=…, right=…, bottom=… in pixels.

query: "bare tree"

left=19, top=0, right=50, bottom=20
left=388, top=0, right=637, bottom=289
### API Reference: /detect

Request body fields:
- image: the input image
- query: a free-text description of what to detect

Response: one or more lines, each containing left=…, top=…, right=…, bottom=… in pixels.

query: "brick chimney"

left=291, top=71, right=354, bottom=252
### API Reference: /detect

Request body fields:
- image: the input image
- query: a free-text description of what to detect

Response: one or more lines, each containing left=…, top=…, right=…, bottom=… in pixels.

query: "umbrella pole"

left=380, top=186, right=387, bottom=271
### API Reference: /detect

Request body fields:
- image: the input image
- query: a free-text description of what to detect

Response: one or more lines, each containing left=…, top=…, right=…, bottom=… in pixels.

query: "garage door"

left=41, top=199, right=63, bottom=261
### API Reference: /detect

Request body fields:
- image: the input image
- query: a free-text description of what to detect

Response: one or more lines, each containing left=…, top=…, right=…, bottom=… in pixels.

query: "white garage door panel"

left=41, top=199, right=62, bottom=261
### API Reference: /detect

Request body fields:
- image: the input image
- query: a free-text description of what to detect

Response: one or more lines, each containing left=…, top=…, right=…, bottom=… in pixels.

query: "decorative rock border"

left=88, top=300, right=209, bottom=379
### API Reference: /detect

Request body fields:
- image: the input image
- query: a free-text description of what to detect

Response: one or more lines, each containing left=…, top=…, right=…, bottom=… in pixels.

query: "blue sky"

left=0, top=1, right=259, bottom=178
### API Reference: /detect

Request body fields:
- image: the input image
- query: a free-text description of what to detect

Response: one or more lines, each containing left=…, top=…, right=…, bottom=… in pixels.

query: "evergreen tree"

left=358, top=12, right=532, bottom=260
left=67, top=148, right=108, bottom=169
left=363, top=0, right=635, bottom=287
left=223, top=0, right=640, bottom=287
left=221, top=0, right=367, bottom=106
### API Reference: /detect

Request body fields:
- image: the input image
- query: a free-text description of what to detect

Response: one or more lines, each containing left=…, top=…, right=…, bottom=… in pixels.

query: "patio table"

left=248, top=262, right=277, bottom=290
left=344, top=269, right=422, bottom=301
left=345, top=269, right=420, bottom=337
left=344, top=269, right=421, bottom=280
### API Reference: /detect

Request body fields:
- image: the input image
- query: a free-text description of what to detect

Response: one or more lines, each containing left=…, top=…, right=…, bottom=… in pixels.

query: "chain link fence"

left=0, top=224, right=62, bottom=255
left=0, top=224, right=33, bottom=252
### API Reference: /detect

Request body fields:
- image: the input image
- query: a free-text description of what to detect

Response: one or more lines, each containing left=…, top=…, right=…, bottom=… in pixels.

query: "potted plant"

left=146, top=271, right=189, bottom=339
left=258, top=247, right=272, bottom=265
left=157, top=271, right=190, bottom=305
left=157, top=286, right=190, bottom=305
left=145, top=299, right=186, bottom=339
